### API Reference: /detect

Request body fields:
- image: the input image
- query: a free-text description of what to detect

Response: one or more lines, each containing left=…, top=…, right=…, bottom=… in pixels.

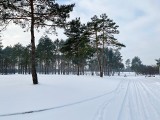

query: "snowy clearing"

left=0, top=74, right=160, bottom=120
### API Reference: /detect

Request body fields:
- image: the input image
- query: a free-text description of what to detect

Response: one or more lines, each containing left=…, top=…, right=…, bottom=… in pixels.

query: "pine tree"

left=155, top=58, right=160, bottom=75
left=125, top=59, right=131, bottom=72
left=37, top=36, right=55, bottom=74
left=0, top=34, right=3, bottom=74
left=61, top=18, right=92, bottom=75
left=131, top=56, right=142, bottom=75
left=87, top=14, right=125, bottom=77
left=0, top=32, right=3, bottom=49
left=12, top=43, right=24, bottom=74
left=0, top=0, right=74, bottom=84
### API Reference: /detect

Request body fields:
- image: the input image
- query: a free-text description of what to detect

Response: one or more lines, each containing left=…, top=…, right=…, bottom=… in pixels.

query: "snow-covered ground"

left=0, top=73, right=160, bottom=120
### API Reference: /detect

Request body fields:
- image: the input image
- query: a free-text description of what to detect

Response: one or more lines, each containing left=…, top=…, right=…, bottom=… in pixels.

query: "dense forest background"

left=0, top=36, right=159, bottom=76
left=0, top=36, right=124, bottom=76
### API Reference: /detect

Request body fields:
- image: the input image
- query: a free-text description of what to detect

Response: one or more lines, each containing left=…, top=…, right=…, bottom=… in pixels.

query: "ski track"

left=94, top=78, right=131, bottom=120
left=92, top=78, right=128, bottom=120
left=94, top=77, right=160, bottom=120
left=138, top=80, right=160, bottom=118
left=141, top=78, right=160, bottom=96
left=134, top=80, right=148, bottom=120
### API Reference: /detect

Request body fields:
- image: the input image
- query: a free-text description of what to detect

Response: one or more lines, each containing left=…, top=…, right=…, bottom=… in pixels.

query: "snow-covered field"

left=0, top=73, right=160, bottom=120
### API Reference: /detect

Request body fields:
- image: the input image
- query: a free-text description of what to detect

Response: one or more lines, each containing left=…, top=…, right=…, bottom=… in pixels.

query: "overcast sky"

left=1, top=0, right=160, bottom=65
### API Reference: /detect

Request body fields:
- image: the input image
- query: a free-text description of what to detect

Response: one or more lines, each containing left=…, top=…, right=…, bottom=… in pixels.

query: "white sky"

left=1, top=0, right=160, bottom=65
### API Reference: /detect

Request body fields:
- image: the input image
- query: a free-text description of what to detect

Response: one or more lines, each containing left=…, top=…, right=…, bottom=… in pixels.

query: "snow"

left=0, top=73, right=160, bottom=120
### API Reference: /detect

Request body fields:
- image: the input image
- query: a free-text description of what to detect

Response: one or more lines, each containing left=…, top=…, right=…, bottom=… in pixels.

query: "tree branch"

left=0, top=20, right=12, bottom=32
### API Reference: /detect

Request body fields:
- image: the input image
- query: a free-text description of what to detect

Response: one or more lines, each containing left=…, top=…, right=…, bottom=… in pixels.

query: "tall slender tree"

left=87, top=14, right=125, bottom=77
left=61, top=18, right=92, bottom=75
left=155, top=58, right=160, bottom=75
left=2, top=46, right=13, bottom=74
left=22, top=44, right=31, bottom=74
left=0, top=33, right=2, bottom=49
left=53, top=39, right=61, bottom=74
left=37, top=36, right=55, bottom=74
left=131, top=56, right=142, bottom=75
left=0, top=0, right=74, bottom=84
left=125, top=59, right=131, bottom=72
left=12, top=43, right=24, bottom=74
left=0, top=34, right=3, bottom=74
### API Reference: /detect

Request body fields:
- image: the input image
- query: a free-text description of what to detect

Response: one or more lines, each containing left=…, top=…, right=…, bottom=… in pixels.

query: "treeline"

left=0, top=36, right=124, bottom=76
left=125, top=57, right=159, bottom=76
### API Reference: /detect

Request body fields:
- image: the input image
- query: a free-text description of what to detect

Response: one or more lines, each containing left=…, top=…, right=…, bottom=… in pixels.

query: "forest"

left=0, top=36, right=159, bottom=76
left=0, top=36, right=124, bottom=76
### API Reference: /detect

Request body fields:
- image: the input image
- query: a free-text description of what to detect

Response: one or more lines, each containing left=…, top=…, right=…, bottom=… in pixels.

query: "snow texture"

left=0, top=73, right=160, bottom=120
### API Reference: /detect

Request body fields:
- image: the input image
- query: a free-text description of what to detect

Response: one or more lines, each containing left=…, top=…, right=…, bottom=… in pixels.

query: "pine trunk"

left=30, top=0, right=38, bottom=84
left=77, top=65, right=80, bottom=75
left=95, top=31, right=103, bottom=77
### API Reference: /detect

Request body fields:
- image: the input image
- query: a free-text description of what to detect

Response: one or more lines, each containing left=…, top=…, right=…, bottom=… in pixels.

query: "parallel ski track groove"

left=138, top=80, right=160, bottom=117
left=133, top=80, right=146, bottom=120
left=117, top=79, right=130, bottom=120
left=136, top=80, right=151, bottom=120
left=94, top=78, right=130, bottom=120
left=93, top=78, right=126, bottom=120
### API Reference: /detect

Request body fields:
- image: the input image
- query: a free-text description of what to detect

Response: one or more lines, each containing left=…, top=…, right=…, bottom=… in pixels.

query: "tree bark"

left=30, top=0, right=38, bottom=84
left=102, top=27, right=105, bottom=77
left=77, top=65, right=80, bottom=75
left=95, top=31, right=103, bottom=77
